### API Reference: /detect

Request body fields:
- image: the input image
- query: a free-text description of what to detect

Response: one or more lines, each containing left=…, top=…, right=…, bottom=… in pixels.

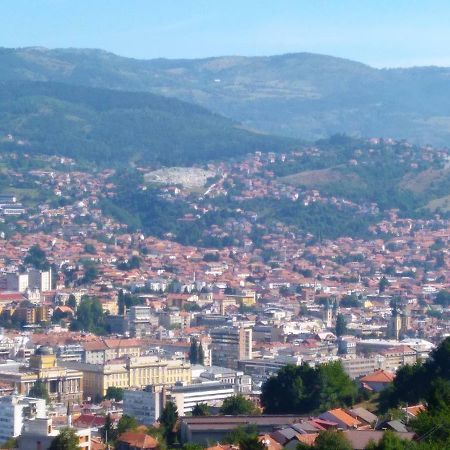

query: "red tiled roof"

left=117, top=432, right=158, bottom=449
left=360, top=370, right=395, bottom=383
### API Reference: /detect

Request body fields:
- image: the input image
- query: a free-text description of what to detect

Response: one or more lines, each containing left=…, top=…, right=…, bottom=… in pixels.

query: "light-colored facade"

left=210, top=325, right=252, bottom=369
left=0, top=395, right=46, bottom=442
left=6, top=273, right=29, bottom=293
left=170, top=381, right=235, bottom=416
left=123, top=386, right=164, bottom=426
left=63, top=356, right=191, bottom=400
left=19, top=417, right=90, bottom=450
left=29, top=269, right=52, bottom=292
left=0, top=347, right=83, bottom=403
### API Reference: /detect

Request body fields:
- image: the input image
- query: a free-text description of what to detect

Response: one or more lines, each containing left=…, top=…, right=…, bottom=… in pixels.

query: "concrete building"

left=128, top=306, right=157, bottom=337
left=6, top=273, right=29, bottom=293
left=28, top=269, right=52, bottom=292
left=210, top=325, right=252, bottom=369
left=19, top=417, right=91, bottom=450
left=62, top=356, right=191, bottom=401
left=170, top=381, right=235, bottom=416
left=0, top=395, right=46, bottom=442
left=123, top=386, right=164, bottom=426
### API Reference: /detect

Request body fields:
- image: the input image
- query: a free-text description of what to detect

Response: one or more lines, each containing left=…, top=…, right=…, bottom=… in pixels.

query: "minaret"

left=323, top=299, right=333, bottom=328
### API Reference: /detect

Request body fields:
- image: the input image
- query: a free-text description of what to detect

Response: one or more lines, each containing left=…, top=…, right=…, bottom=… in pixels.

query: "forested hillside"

left=3, top=47, right=450, bottom=145
left=0, top=80, right=293, bottom=165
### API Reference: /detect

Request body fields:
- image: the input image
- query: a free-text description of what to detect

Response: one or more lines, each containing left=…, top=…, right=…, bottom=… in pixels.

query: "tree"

left=197, top=343, right=205, bottom=365
left=239, top=436, right=266, bottom=450
left=222, top=425, right=258, bottom=444
left=298, top=431, right=352, bottom=450
left=159, top=401, right=178, bottom=445
left=29, top=380, right=50, bottom=403
left=219, top=395, right=257, bottom=415
left=189, top=338, right=198, bottom=364
left=70, top=296, right=108, bottom=334
left=335, top=313, right=347, bottom=337
left=261, top=362, right=356, bottom=414
left=48, top=427, right=80, bottom=450
left=104, top=386, right=124, bottom=401
left=116, top=415, right=138, bottom=435
left=100, top=413, right=115, bottom=443
left=24, top=245, right=50, bottom=270
left=379, top=276, right=389, bottom=293
left=67, top=294, right=77, bottom=309
left=192, top=403, right=210, bottom=416
left=364, top=430, right=413, bottom=450
left=435, top=290, right=450, bottom=307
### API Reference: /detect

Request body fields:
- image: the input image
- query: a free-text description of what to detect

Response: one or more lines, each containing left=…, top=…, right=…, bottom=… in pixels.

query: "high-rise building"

left=123, top=386, right=165, bottom=426
left=210, top=325, right=252, bottom=369
left=0, top=395, right=46, bottom=442
left=28, top=268, right=52, bottom=292
left=6, top=272, right=29, bottom=293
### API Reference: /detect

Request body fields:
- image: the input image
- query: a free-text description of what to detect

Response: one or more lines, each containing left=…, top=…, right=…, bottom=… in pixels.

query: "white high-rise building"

left=6, top=273, right=29, bottom=293
left=0, top=395, right=46, bottom=442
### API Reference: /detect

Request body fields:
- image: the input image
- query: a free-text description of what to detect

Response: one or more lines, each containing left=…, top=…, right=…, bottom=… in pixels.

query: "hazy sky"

left=2, top=0, right=450, bottom=67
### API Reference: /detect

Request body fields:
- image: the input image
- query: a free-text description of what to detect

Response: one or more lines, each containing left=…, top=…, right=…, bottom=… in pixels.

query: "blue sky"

left=1, top=0, right=449, bottom=67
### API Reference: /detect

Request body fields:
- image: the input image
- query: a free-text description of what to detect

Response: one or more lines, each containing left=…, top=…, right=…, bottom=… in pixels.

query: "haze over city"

left=0, top=2, right=449, bottom=450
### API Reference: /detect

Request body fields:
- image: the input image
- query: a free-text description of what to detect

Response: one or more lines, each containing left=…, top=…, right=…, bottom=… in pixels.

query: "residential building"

left=210, top=325, right=252, bottom=369
left=0, top=395, right=46, bottom=442
left=19, top=417, right=91, bottom=450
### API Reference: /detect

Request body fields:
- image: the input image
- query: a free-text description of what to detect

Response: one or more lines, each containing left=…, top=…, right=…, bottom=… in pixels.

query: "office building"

left=123, top=386, right=165, bottom=426
left=210, top=325, right=252, bottom=369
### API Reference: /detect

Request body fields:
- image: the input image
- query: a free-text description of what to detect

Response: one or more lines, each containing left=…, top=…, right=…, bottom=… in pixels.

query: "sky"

left=1, top=0, right=450, bottom=68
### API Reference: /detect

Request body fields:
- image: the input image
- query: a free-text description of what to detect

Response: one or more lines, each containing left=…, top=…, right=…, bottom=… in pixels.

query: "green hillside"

left=0, top=81, right=294, bottom=165
left=2, top=47, right=450, bottom=145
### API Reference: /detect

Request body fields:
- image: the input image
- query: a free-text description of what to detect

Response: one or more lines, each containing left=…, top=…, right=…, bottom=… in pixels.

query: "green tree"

left=298, top=430, right=352, bottom=450
left=364, top=430, right=413, bottom=450
left=220, top=395, right=257, bottom=415
left=67, top=294, right=77, bottom=309
left=0, top=437, right=18, bottom=449
left=29, top=380, right=50, bottom=403
left=239, top=436, right=266, bottom=450
left=435, top=290, right=450, bottom=307
left=335, top=313, right=347, bottom=336
left=159, top=401, right=179, bottom=445
left=48, top=427, right=80, bottom=450
left=116, top=414, right=138, bottom=435
left=24, top=245, right=50, bottom=270
left=192, top=403, right=210, bottom=416
left=379, top=276, right=389, bottom=294
left=261, top=362, right=356, bottom=414
left=70, top=296, right=108, bottom=334
left=222, top=425, right=258, bottom=444
left=197, top=343, right=205, bottom=365
left=100, top=413, right=116, bottom=443
left=104, top=386, right=124, bottom=401
left=189, top=338, right=198, bottom=364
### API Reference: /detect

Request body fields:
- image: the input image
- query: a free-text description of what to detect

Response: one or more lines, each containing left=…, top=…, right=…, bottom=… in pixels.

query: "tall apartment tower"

left=210, top=324, right=252, bottom=369
left=28, top=268, right=52, bottom=292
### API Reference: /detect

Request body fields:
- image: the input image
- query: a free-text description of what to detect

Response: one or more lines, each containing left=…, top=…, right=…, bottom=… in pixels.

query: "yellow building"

left=62, top=356, right=191, bottom=401
left=0, top=346, right=83, bottom=403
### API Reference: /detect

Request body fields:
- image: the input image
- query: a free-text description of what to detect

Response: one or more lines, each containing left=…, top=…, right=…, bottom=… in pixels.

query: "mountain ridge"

left=2, top=47, right=450, bottom=145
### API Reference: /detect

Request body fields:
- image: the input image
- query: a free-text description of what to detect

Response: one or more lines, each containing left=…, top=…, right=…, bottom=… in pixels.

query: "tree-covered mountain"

left=0, top=80, right=294, bottom=165
left=2, top=47, right=450, bottom=145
